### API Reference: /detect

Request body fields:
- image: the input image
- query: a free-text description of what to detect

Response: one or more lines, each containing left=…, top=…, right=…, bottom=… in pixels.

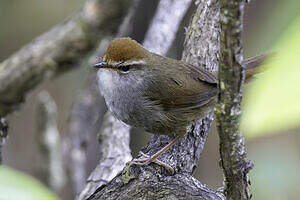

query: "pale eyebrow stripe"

left=111, top=60, right=146, bottom=66
left=127, top=60, right=146, bottom=65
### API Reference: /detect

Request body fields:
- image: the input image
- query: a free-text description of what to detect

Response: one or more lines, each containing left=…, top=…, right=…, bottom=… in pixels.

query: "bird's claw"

left=130, top=151, right=175, bottom=174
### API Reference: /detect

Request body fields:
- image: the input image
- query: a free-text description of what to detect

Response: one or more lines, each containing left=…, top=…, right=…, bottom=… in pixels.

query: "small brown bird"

left=94, top=37, right=267, bottom=172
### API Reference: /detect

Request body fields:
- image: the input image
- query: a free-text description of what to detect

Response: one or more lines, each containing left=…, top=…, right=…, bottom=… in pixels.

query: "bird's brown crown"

left=103, top=38, right=147, bottom=64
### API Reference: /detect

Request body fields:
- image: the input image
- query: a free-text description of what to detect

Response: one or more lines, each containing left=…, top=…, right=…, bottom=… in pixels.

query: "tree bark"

left=215, top=0, right=253, bottom=199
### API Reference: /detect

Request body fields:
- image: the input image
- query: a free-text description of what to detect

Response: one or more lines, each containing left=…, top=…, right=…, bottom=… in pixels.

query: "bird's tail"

left=244, top=52, right=275, bottom=83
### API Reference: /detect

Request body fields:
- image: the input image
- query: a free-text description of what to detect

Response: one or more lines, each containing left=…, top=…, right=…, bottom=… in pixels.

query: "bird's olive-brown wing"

left=144, top=56, right=218, bottom=111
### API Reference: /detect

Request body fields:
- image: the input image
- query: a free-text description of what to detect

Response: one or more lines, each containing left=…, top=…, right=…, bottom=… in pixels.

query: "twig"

left=35, top=91, right=66, bottom=193
left=215, top=0, right=253, bottom=199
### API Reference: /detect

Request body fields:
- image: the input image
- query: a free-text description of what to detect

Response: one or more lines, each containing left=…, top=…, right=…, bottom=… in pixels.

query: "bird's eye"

left=118, top=65, right=131, bottom=73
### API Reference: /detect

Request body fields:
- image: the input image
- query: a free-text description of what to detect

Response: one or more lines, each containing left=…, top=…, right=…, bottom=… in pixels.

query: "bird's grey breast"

left=97, top=69, right=159, bottom=130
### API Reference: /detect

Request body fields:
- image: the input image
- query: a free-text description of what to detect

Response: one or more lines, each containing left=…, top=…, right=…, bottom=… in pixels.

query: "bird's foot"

left=130, top=151, right=174, bottom=174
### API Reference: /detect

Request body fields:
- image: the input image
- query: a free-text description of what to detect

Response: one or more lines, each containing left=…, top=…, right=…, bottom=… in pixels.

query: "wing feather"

left=144, top=55, right=218, bottom=111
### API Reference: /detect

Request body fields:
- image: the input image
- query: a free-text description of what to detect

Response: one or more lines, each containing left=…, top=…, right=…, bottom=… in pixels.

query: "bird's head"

left=94, top=37, right=149, bottom=74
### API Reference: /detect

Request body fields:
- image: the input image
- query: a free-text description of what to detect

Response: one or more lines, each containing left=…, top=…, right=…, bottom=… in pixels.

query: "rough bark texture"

left=87, top=1, right=225, bottom=199
left=215, top=0, right=253, bottom=199
left=88, top=168, right=224, bottom=200
left=0, top=118, right=9, bottom=164
left=35, top=91, right=66, bottom=193
left=0, top=0, right=131, bottom=117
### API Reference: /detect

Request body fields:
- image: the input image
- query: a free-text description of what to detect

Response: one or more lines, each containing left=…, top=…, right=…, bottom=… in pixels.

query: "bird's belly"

left=106, top=96, right=172, bottom=134
left=104, top=92, right=215, bottom=135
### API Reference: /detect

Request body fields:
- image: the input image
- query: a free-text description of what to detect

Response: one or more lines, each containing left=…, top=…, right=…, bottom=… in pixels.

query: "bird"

left=94, top=37, right=267, bottom=173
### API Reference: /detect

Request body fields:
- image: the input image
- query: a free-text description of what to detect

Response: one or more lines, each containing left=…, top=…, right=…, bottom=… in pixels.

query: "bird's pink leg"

left=131, top=134, right=183, bottom=174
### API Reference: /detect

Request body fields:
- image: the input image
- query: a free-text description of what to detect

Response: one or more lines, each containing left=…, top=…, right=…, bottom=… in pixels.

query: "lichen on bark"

left=215, top=0, right=253, bottom=199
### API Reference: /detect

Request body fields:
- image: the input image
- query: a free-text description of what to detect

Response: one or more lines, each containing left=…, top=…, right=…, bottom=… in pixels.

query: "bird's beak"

left=93, top=61, right=109, bottom=69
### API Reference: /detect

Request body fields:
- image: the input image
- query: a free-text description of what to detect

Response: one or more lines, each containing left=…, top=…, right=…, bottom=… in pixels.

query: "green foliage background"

left=0, top=167, right=59, bottom=200
left=242, top=12, right=300, bottom=138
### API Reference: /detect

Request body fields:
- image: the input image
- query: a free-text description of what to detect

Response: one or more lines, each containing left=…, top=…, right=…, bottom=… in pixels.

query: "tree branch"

left=215, top=0, right=253, bottom=199
left=0, top=0, right=131, bottom=117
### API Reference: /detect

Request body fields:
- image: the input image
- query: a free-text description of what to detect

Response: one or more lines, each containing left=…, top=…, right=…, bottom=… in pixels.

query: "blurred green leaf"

left=241, top=13, right=300, bottom=138
left=0, top=166, right=59, bottom=200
